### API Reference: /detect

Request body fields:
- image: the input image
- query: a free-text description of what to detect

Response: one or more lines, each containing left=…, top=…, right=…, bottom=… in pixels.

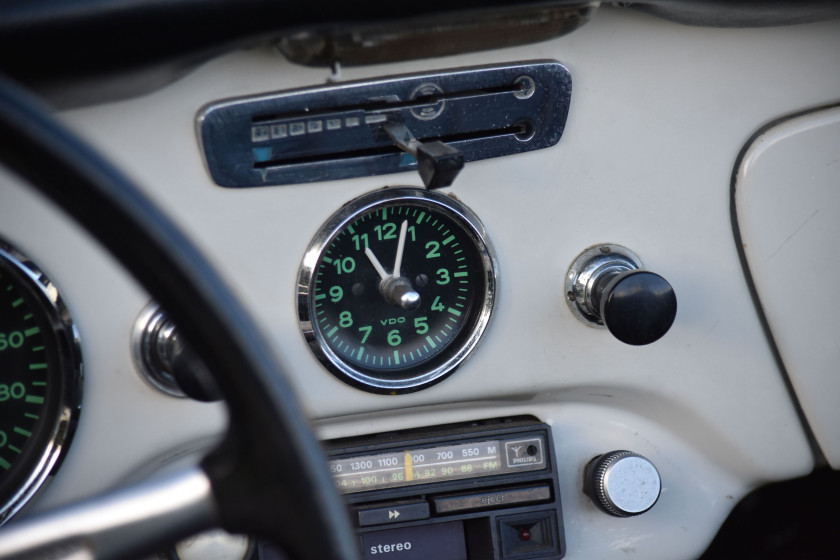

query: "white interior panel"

left=736, top=105, right=840, bottom=467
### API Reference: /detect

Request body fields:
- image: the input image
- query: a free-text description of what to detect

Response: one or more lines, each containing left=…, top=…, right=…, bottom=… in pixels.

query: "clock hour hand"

left=365, top=247, right=389, bottom=281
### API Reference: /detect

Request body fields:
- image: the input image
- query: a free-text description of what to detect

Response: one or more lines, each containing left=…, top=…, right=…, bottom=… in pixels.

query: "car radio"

left=321, top=417, right=564, bottom=560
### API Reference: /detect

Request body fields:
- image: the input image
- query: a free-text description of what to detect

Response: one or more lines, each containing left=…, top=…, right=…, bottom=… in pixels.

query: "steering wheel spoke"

left=0, top=466, right=216, bottom=560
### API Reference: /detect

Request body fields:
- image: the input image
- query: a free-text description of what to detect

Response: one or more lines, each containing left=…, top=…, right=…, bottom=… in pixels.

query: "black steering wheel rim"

left=0, top=75, right=359, bottom=559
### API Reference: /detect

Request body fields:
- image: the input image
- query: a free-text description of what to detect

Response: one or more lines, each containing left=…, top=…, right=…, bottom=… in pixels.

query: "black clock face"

left=300, top=188, right=496, bottom=393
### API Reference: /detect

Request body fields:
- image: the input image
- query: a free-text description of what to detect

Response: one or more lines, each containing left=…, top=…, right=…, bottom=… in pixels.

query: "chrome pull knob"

left=584, top=450, right=661, bottom=517
left=565, top=244, right=677, bottom=345
left=133, top=304, right=222, bottom=402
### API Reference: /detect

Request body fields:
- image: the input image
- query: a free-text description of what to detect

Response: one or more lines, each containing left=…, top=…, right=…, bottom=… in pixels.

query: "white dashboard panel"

left=736, top=105, right=840, bottom=468
left=0, top=167, right=227, bottom=511
left=1, top=6, right=839, bottom=559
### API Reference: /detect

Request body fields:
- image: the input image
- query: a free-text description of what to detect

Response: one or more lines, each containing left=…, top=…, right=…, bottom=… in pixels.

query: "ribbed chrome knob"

left=585, top=450, right=661, bottom=517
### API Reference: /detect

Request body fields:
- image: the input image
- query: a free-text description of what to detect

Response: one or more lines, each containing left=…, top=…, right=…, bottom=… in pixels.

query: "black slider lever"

left=384, top=122, right=464, bottom=189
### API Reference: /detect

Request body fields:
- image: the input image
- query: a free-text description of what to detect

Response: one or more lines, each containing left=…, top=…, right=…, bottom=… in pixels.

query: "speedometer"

left=0, top=242, right=81, bottom=524
left=297, top=187, right=497, bottom=393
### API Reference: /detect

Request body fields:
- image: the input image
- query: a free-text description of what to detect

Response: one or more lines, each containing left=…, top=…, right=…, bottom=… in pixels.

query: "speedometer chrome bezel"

left=297, top=187, right=497, bottom=393
left=0, top=241, right=82, bottom=525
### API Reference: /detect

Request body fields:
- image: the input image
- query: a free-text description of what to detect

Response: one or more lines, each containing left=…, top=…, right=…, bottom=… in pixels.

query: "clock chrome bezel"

left=297, top=187, right=497, bottom=394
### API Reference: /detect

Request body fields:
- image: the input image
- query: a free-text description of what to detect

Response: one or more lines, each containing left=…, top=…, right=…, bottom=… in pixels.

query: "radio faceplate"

left=331, top=433, right=547, bottom=495
left=326, top=417, right=565, bottom=560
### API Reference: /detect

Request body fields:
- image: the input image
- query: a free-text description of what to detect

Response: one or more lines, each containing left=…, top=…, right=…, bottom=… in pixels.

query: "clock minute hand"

left=392, top=220, right=408, bottom=279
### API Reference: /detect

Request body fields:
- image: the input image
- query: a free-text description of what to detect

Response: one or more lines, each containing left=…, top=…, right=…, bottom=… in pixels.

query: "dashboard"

left=1, top=3, right=840, bottom=559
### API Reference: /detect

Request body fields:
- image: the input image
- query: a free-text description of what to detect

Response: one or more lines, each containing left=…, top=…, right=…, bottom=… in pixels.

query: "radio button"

left=358, top=502, right=431, bottom=527
left=498, top=511, right=561, bottom=558
left=361, top=521, right=466, bottom=560
left=433, top=485, right=551, bottom=514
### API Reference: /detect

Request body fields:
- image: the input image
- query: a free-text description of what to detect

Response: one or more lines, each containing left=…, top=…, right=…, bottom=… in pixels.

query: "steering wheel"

left=0, top=77, right=360, bottom=559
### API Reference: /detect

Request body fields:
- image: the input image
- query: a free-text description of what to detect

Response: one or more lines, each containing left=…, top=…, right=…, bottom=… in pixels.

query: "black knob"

left=384, top=122, right=464, bottom=189
left=595, top=270, right=676, bottom=346
left=168, top=334, right=223, bottom=402
left=416, top=141, right=464, bottom=190
left=135, top=305, right=223, bottom=402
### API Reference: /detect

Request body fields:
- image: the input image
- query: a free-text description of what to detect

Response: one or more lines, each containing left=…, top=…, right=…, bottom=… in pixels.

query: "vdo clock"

left=297, top=187, right=497, bottom=393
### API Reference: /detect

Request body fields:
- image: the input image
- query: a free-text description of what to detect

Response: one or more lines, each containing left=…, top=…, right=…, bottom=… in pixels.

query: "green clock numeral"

left=329, top=286, right=343, bottom=303
left=414, top=317, right=429, bottom=334
left=339, top=311, right=353, bottom=328
left=352, top=233, right=369, bottom=251
left=333, top=257, right=356, bottom=274
left=387, top=329, right=402, bottom=346
left=436, top=268, right=450, bottom=285
left=358, top=326, right=372, bottom=344
left=425, top=241, right=441, bottom=259
left=374, top=223, right=397, bottom=241
left=431, top=296, right=445, bottom=312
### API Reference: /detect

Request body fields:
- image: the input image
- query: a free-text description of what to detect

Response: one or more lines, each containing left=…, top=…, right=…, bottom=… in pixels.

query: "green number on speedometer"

left=298, top=188, right=497, bottom=393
